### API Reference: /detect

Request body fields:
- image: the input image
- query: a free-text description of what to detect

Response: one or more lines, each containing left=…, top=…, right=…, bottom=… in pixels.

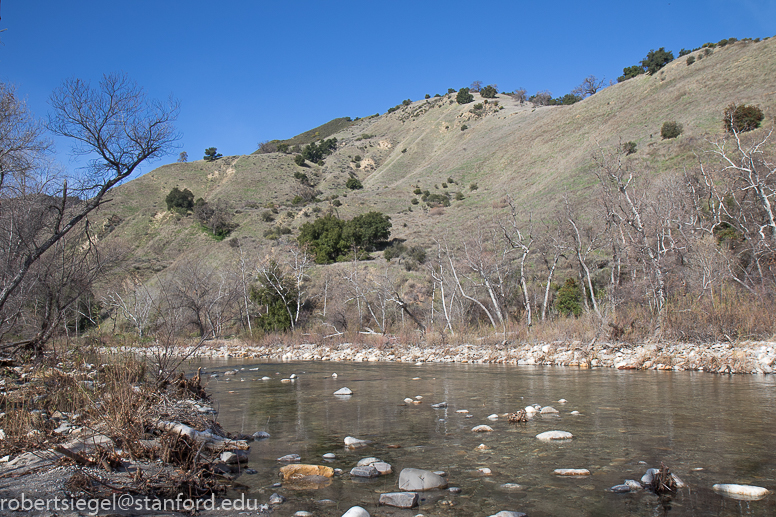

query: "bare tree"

left=531, top=90, right=553, bottom=106
left=470, top=80, right=483, bottom=93
left=689, top=128, right=776, bottom=290
left=571, top=75, right=605, bottom=98
left=103, top=276, right=155, bottom=338
left=177, top=151, right=188, bottom=163
left=500, top=197, right=534, bottom=326
left=536, top=220, right=567, bottom=321
left=564, top=196, right=605, bottom=318
left=428, top=239, right=459, bottom=333
left=0, top=74, right=179, bottom=350
left=510, top=88, right=527, bottom=104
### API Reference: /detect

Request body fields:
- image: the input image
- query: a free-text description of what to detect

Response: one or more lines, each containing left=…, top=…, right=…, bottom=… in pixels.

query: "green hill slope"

left=94, top=38, right=776, bottom=277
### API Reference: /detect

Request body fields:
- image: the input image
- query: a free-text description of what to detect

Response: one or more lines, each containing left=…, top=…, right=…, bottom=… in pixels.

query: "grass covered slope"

left=95, top=37, right=776, bottom=275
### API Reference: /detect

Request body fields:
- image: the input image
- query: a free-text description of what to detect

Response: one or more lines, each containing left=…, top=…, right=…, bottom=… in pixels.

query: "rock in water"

left=268, top=493, right=286, bottom=504
left=472, top=425, right=494, bottom=432
left=334, top=387, right=353, bottom=395
left=379, top=492, right=419, bottom=508
left=488, top=512, right=527, bottom=517
left=398, top=468, right=449, bottom=491
left=540, top=406, right=559, bottom=414
left=220, top=450, right=249, bottom=464
left=536, top=430, right=573, bottom=441
left=277, top=454, right=301, bottom=462
left=350, top=465, right=379, bottom=478
left=373, top=462, right=392, bottom=475
left=553, top=468, right=590, bottom=476
left=712, top=484, right=770, bottom=500
left=344, top=436, right=370, bottom=448
left=280, top=464, right=334, bottom=479
left=341, top=506, right=370, bottom=517
left=610, top=484, right=631, bottom=493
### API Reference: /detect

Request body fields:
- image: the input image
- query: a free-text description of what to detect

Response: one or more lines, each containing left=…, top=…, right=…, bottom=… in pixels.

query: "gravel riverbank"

left=121, top=339, right=776, bottom=374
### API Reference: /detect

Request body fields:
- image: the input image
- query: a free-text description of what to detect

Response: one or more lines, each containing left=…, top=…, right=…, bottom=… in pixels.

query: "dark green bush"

left=332, top=199, right=342, bottom=207
left=298, top=212, right=392, bottom=263
left=165, top=187, right=194, bottom=214
left=469, top=183, right=478, bottom=191
left=686, top=56, right=696, bottom=65
left=456, top=88, right=474, bottom=104
left=661, top=121, right=683, bottom=139
left=346, top=177, right=363, bottom=190
left=480, top=85, right=497, bottom=98
left=294, top=154, right=306, bottom=166
left=556, top=278, right=582, bottom=317
left=641, top=47, right=674, bottom=75
left=203, top=147, right=222, bottom=162
left=250, top=261, right=297, bottom=332
left=410, top=198, right=419, bottom=205
left=384, top=242, right=407, bottom=261
left=461, top=124, right=468, bottom=131
left=261, top=210, right=275, bottom=222
left=413, top=188, right=423, bottom=195
left=455, top=191, right=465, bottom=201
left=622, top=141, right=637, bottom=155
left=618, top=65, right=644, bottom=82
left=425, top=193, right=450, bottom=207
left=724, top=104, right=764, bottom=133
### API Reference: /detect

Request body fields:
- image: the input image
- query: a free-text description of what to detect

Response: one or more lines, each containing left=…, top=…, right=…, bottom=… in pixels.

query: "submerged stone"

left=554, top=468, right=590, bottom=476
left=280, top=464, right=334, bottom=479
left=536, top=430, right=573, bottom=441
left=350, top=465, right=379, bottom=478
left=398, top=468, right=448, bottom=491
left=379, top=491, right=419, bottom=508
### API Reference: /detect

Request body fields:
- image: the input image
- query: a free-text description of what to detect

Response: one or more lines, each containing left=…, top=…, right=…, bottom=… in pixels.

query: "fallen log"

left=156, top=421, right=249, bottom=452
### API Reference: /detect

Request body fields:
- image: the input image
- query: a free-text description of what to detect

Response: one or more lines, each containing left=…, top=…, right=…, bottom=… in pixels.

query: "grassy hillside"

left=94, top=38, right=776, bottom=278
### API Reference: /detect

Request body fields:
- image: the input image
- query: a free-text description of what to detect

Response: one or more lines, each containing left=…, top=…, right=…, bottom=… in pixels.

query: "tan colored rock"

left=279, top=464, right=334, bottom=480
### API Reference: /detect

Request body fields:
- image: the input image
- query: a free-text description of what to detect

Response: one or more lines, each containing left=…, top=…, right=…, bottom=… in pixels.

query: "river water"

left=194, top=359, right=776, bottom=516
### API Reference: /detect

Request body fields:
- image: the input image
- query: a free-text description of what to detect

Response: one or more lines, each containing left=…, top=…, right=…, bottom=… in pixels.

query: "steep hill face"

left=94, top=38, right=776, bottom=278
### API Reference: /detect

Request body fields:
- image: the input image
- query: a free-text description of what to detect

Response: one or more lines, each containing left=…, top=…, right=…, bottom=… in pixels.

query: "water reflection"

left=194, top=361, right=776, bottom=516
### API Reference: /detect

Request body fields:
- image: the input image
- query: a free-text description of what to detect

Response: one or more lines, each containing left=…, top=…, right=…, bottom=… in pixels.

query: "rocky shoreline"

left=117, top=339, right=776, bottom=374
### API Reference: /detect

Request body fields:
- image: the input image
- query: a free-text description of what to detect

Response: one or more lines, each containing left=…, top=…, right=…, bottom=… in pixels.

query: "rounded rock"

left=712, top=484, right=770, bottom=500
left=536, top=430, right=573, bottom=441
left=341, top=505, right=370, bottom=517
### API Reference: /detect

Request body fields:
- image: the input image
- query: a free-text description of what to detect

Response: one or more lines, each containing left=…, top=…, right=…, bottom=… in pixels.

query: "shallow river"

left=193, top=359, right=776, bottom=516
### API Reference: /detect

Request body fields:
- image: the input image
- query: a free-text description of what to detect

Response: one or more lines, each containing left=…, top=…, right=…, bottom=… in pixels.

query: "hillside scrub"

left=6, top=38, right=776, bottom=359
left=297, top=212, right=392, bottom=264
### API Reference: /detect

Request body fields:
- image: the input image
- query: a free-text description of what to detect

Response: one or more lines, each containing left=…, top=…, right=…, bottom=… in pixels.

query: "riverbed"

left=192, top=360, right=776, bottom=516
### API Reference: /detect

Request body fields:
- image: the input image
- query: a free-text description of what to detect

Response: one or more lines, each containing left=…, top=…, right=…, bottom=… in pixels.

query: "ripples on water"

left=193, top=360, right=776, bottom=516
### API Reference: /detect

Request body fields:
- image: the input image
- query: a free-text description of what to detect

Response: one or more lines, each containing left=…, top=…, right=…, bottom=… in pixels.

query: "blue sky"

left=2, top=1, right=775, bottom=177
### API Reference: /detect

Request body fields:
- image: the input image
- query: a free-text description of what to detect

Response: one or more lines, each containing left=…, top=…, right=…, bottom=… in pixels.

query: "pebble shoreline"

left=113, top=339, right=776, bottom=374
